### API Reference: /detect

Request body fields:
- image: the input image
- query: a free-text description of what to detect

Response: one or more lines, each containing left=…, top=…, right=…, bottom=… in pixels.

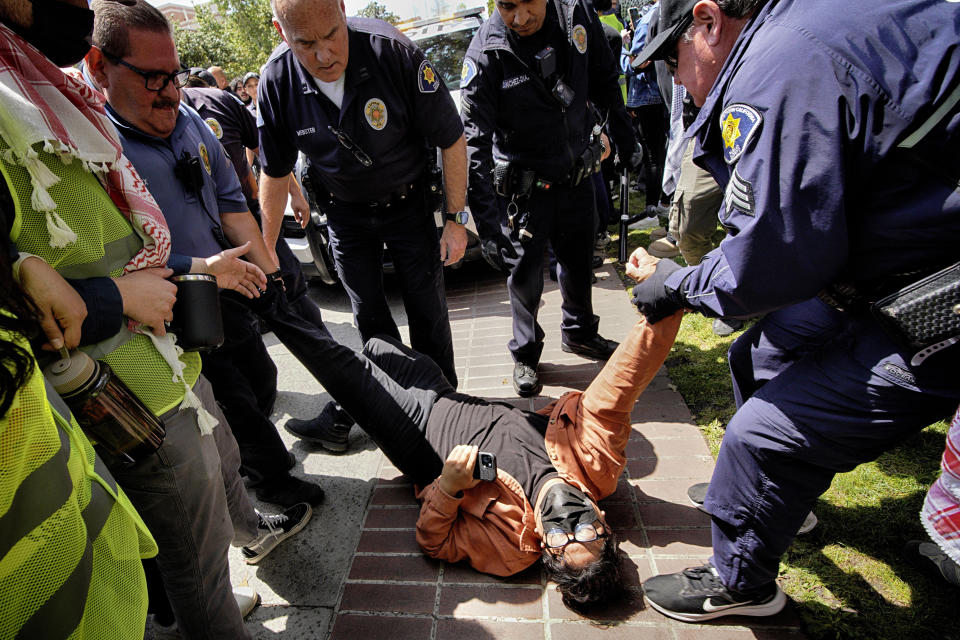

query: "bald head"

left=272, top=0, right=340, bottom=29
left=272, top=0, right=350, bottom=82
left=207, top=65, right=228, bottom=89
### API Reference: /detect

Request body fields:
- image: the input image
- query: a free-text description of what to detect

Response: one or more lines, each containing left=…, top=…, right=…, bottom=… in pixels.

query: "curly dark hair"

left=0, top=247, right=40, bottom=418
left=541, top=533, right=624, bottom=612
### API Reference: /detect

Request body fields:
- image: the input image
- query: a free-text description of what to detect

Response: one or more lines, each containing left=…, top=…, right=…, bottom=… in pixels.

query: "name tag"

left=296, top=127, right=316, bottom=136
left=502, top=75, right=530, bottom=90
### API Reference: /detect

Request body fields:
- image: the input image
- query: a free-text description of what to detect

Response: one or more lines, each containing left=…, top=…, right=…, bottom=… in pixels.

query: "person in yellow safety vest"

left=0, top=249, right=157, bottom=638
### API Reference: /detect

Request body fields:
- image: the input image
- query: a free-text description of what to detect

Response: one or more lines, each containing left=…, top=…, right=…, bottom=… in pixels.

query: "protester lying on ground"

left=318, top=249, right=678, bottom=610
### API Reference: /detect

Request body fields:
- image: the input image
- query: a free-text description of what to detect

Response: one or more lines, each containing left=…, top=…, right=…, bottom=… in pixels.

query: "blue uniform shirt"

left=256, top=17, right=463, bottom=202
left=666, top=0, right=960, bottom=321
left=182, top=86, right=259, bottom=208
left=106, top=102, right=248, bottom=260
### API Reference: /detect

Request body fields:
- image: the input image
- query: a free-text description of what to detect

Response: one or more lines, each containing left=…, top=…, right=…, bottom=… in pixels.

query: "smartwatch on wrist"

left=444, top=211, right=469, bottom=225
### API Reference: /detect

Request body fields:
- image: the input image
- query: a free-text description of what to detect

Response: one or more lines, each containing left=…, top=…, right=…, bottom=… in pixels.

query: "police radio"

left=535, top=46, right=575, bottom=109
left=174, top=151, right=205, bottom=195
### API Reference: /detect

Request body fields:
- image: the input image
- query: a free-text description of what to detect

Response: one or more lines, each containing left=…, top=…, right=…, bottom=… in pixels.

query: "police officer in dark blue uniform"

left=461, top=0, right=636, bottom=397
left=256, top=0, right=467, bottom=394
left=627, top=0, right=960, bottom=622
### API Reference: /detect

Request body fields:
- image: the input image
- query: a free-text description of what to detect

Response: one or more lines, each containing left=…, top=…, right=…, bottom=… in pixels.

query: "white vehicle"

left=283, top=7, right=486, bottom=285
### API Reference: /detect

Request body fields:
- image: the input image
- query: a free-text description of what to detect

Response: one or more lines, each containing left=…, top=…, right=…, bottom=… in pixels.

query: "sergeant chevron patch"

left=724, top=168, right=754, bottom=216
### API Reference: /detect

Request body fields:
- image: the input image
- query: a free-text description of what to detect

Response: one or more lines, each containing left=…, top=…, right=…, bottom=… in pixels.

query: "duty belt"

left=327, top=181, right=421, bottom=209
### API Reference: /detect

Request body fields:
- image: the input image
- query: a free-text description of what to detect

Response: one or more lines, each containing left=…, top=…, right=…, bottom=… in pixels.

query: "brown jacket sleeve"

left=415, top=473, right=541, bottom=577
left=547, top=312, right=684, bottom=499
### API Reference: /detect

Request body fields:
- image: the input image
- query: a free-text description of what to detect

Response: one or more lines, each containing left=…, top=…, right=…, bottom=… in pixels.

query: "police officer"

left=461, top=0, right=636, bottom=397
left=256, top=0, right=467, bottom=393
left=628, top=0, right=960, bottom=622
left=182, top=74, right=361, bottom=452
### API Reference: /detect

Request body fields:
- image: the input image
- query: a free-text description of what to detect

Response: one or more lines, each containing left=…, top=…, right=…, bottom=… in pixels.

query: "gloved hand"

left=238, top=269, right=286, bottom=315
left=480, top=234, right=519, bottom=273
left=631, top=258, right=685, bottom=323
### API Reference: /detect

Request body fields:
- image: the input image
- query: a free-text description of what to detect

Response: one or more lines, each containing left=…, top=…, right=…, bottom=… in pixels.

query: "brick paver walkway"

left=321, top=263, right=806, bottom=640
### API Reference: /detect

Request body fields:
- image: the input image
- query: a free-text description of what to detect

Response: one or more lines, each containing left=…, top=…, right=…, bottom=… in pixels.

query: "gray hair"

left=716, top=0, right=765, bottom=19
left=681, top=0, right=763, bottom=41
left=91, top=0, right=172, bottom=58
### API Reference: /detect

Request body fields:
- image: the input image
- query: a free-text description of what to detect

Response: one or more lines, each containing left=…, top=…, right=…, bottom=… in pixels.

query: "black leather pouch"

left=872, top=261, right=960, bottom=360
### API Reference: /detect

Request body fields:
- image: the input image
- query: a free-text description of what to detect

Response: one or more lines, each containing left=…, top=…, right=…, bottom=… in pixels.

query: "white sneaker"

left=628, top=216, right=660, bottom=230
left=233, top=586, right=260, bottom=619
left=241, top=502, right=312, bottom=564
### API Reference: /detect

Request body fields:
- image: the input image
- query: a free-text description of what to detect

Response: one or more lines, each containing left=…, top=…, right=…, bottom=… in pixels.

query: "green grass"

left=606, top=197, right=955, bottom=640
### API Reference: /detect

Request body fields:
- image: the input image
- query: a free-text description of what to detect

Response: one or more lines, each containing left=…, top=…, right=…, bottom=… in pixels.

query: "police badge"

left=204, top=118, right=223, bottom=139
left=198, top=142, right=212, bottom=175
left=572, top=25, right=588, bottom=54
left=364, top=98, right=388, bottom=130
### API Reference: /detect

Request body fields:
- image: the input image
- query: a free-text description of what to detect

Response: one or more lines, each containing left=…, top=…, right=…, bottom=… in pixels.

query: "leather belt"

left=328, top=181, right=420, bottom=209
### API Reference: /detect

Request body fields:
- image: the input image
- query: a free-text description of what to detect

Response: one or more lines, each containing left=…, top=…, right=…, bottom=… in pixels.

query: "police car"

left=283, top=7, right=486, bottom=285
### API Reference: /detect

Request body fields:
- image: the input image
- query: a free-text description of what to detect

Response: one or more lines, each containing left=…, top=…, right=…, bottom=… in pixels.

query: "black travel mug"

left=169, top=273, right=224, bottom=351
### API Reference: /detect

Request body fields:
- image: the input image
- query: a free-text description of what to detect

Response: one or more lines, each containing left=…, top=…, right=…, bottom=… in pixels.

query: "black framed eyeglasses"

left=102, top=51, right=190, bottom=92
left=544, top=522, right=607, bottom=551
left=327, top=125, right=374, bottom=167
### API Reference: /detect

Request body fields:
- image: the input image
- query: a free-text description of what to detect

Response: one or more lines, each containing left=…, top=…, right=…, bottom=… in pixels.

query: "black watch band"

left=445, top=211, right=468, bottom=224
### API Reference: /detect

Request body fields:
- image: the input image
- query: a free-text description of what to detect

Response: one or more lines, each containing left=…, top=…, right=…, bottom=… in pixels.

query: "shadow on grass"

left=785, top=491, right=958, bottom=640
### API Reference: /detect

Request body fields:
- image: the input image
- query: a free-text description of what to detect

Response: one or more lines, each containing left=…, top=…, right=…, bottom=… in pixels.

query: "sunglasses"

left=663, top=12, right=694, bottom=75
left=327, top=125, right=373, bottom=167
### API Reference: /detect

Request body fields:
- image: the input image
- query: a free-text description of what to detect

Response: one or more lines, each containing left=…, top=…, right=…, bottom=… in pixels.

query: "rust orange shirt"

left=415, top=312, right=683, bottom=576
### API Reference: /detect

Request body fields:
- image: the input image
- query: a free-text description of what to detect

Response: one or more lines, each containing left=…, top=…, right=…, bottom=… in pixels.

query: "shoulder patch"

left=418, top=59, right=441, bottom=93
left=723, top=167, right=754, bottom=216
left=720, top=103, right=761, bottom=165
left=460, top=58, right=478, bottom=89
left=204, top=118, right=223, bottom=140
left=572, top=24, right=588, bottom=54
left=364, top=98, right=388, bottom=131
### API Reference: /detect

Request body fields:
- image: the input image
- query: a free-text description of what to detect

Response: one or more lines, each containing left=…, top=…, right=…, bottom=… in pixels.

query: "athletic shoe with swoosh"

left=642, top=563, right=787, bottom=622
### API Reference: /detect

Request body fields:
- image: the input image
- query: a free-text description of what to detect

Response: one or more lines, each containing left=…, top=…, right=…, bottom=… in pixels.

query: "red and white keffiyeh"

left=0, top=23, right=170, bottom=272
left=0, top=25, right=217, bottom=434
left=922, top=405, right=960, bottom=565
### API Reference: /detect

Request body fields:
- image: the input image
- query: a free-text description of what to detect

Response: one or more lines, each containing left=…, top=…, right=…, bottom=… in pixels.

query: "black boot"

left=284, top=402, right=354, bottom=452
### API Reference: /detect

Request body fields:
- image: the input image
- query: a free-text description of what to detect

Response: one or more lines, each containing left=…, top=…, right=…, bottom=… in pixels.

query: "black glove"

left=480, top=234, right=519, bottom=273
left=631, top=258, right=685, bottom=323
left=239, top=269, right=286, bottom=315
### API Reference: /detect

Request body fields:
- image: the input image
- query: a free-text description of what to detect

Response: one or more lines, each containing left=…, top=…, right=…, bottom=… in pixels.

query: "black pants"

left=202, top=295, right=289, bottom=483
left=202, top=231, right=330, bottom=484
left=325, top=190, right=457, bottom=388
left=503, top=180, right=599, bottom=366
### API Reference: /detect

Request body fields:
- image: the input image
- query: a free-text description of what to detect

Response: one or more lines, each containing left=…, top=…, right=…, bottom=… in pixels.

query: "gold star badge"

left=423, top=66, right=436, bottom=86
left=722, top=113, right=741, bottom=150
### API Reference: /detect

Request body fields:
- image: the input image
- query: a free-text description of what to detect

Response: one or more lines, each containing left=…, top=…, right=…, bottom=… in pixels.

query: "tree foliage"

left=175, top=0, right=280, bottom=80
left=356, top=1, right=400, bottom=24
